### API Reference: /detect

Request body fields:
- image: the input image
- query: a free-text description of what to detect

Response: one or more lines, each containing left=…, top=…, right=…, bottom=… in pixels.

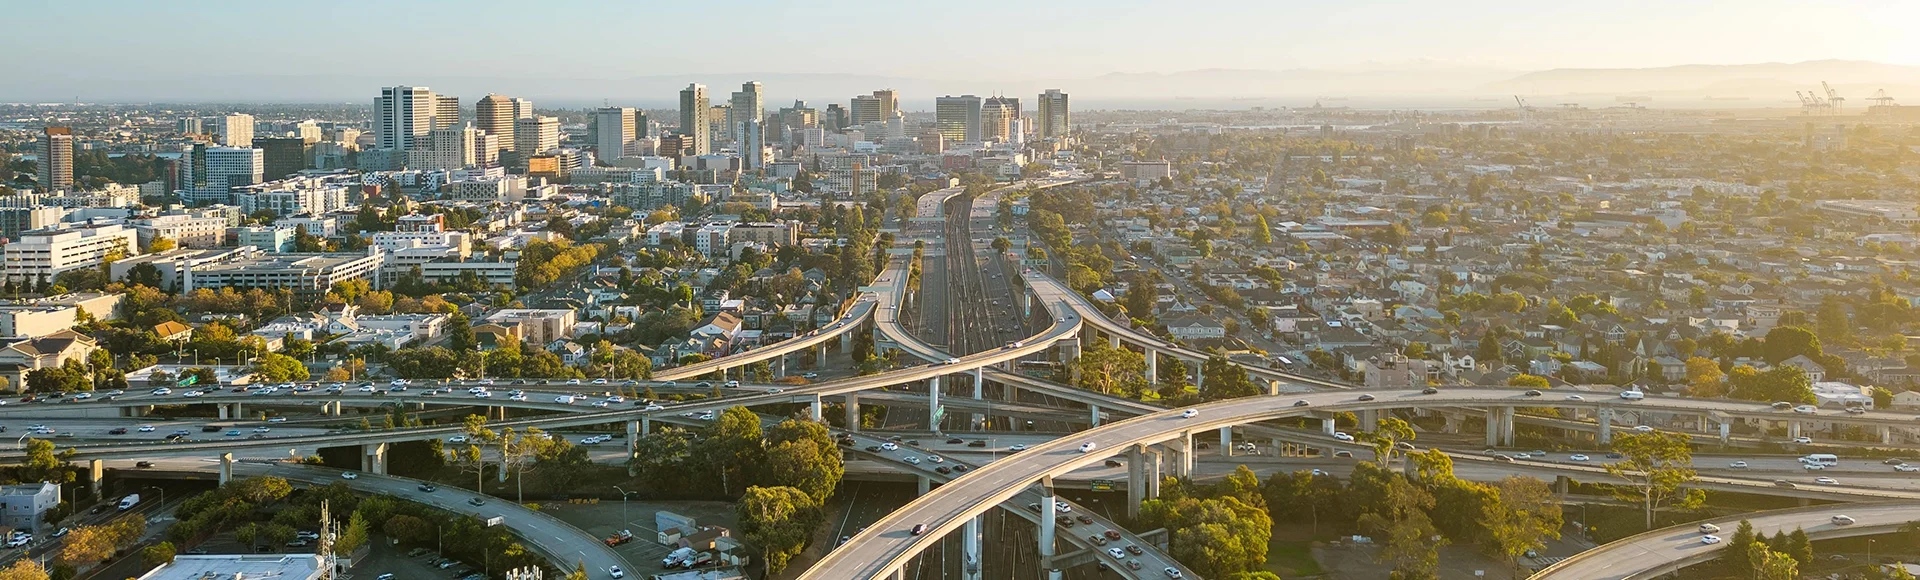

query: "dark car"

left=865, top=446, right=881, bottom=453
left=1883, top=458, right=1905, bottom=465
left=1076, top=515, right=1093, bottom=525
left=1292, top=400, right=1310, bottom=407
left=1524, top=390, right=1543, bottom=397
left=201, top=426, right=222, bottom=432
left=1026, top=503, right=1042, bottom=513
left=946, top=438, right=964, bottom=444
left=1422, top=387, right=1439, bottom=394
left=935, top=466, right=951, bottom=474
left=1606, top=452, right=1623, bottom=459
left=109, top=427, right=128, bottom=435
left=136, top=461, right=154, bottom=468
left=1056, top=516, right=1074, bottom=528
left=467, top=497, right=485, bottom=506
left=910, top=524, right=928, bottom=536
left=417, top=483, right=437, bottom=492
left=966, top=440, right=987, bottom=448
left=1104, top=530, right=1122, bottom=540
left=952, top=465, right=969, bottom=473
left=1126, top=545, right=1144, bottom=555
left=1357, top=394, right=1375, bottom=402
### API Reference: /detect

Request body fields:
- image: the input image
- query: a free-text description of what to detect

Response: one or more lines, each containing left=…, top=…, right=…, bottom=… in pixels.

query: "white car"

left=606, top=396, right=625, bottom=403
left=1803, top=464, right=1826, bottom=471
left=509, top=394, right=528, bottom=401
left=1699, top=523, right=1721, bottom=534
left=1814, top=477, right=1839, bottom=485
left=1332, top=432, right=1354, bottom=442
left=474, top=391, right=493, bottom=399
left=252, top=427, right=271, bottom=433
left=1793, top=405, right=1817, bottom=414
left=903, top=456, right=920, bottom=464
left=448, top=435, right=468, bottom=444
left=1793, top=436, right=1814, bottom=444
left=1055, top=501, right=1071, bottom=513
left=928, top=455, right=944, bottom=463
left=1107, top=547, right=1126, bottom=559
left=1700, top=534, right=1722, bottom=545
left=389, top=379, right=408, bottom=387
left=1078, top=442, right=1098, bottom=453
left=1008, top=444, right=1027, bottom=452
left=1569, top=454, right=1590, bottom=461
left=341, top=472, right=358, bottom=480
left=1564, top=394, right=1584, bottom=401
left=358, top=386, right=376, bottom=393
left=609, top=566, right=624, bottom=579
left=1164, top=567, right=1185, bottom=579
left=1896, top=465, right=1920, bottom=472
left=1180, top=409, right=1198, bottom=419
left=1730, top=461, right=1749, bottom=469
left=137, top=425, right=155, bottom=432
left=467, top=387, right=488, bottom=394
left=880, top=442, right=899, bottom=451
left=72, top=392, right=91, bottom=400
left=1831, top=515, right=1855, bottom=526
left=183, top=391, right=204, bottom=398
left=150, top=388, right=171, bottom=396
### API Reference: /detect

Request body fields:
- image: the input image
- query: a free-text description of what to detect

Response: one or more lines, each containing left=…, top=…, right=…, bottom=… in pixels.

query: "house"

left=1892, top=389, right=1920, bottom=410
left=1778, top=355, right=1828, bottom=382
left=0, top=330, right=99, bottom=389
left=153, top=321, right=194, bottom=344
left=1164, top=315, right=1226, bottom=341
left=548, top=340, right=588, bottom=365
left=691, top=312, right=743, bottom=341
left=1362, top=354, right=1433, bottom=389
left=1651, top=356, right=1687, bottom=383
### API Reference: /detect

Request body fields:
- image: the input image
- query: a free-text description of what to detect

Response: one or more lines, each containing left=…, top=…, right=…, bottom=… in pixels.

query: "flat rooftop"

left=135, top=554, right=325, bottom=580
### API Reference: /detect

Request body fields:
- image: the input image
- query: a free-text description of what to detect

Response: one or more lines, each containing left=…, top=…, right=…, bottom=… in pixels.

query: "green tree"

left=736, top=486, right=821, bottom=574
left=1068, top=338, right=1150, bottom=398
left=1506, top=374, right=1550, bottom=388
left=140, top=542, right=176, bottom=568
left=1356, top=417, right=1416, bottom=464
left=1871, top=386, right=1894, bottom=409
left=1748, top=541, right=1799, bottom=580
left=19, top=439, right=75, bottom=485
left=1250, top=214, right=1273, bottom=245
left=1357, top=472, right=1443, bottom=578
left=1199, top=355, right=1259, bottom=401
left=1723, top=520, right=1758, bottom=578
left=1485, top=476, right=1562, bottom=564
left=1785, top=527, right=1813, bottom=566
left=1762, top=326, right=1821, bottom=365
left=1604, top=432, right=1705, bottom=530
left=251, top=353, right=310, bottom=381
left=763, top=419, right=844, bottom=502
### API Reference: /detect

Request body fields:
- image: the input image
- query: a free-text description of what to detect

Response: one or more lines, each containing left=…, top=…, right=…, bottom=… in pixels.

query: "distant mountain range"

left=8, top=60, right=1919, bottom=108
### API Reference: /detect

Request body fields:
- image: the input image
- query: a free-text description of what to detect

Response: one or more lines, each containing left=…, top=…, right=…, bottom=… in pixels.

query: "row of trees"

left=447, top=415, right=593, bottom=502
left=627, top=408, right=844, bottom=502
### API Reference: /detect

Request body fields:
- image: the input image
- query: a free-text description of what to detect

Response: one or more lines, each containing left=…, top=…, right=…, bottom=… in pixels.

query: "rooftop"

left=134, top=554, right=326, bottom=580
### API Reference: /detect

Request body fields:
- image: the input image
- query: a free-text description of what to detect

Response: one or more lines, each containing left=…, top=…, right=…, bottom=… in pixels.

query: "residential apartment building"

left=594, top=107, right=637, bottom=162
left=237, top=226, right=296, bottom=252
left=1, top=223, right=140, bottom=284
left=182, top=250, right=385, bottom=295
left=131, top=214, right=227, bottom=249
left=935, top=95, right=983, bottom=144
left=484, top=309, right=576, bottom=345
left=36, top=127, right=73, bottom=192
left=1037, top=89, right=1070, bottom=139
left=679, top=84, right=711, bottom=156
left=514, top=116, right=560, bottom=156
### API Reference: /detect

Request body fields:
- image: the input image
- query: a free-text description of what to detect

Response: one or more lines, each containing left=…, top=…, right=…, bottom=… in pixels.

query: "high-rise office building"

left=850, top=90, right=898, bottom=126
left=180, top=144, right=263, bottom=205
left=176, top=118, right=203, bottom=137
left=411, top=124, right=478, bottom=170
left=935, top=95, right=983, bottom=144
left=593, top=107, right=637, bottom=162
left=375, top=86, right=439, bottom=151
left=1038, top=89, right=1070, bottom=139
left=36, top=127, right=74, bottom=193
left=728, top=82, right=763, bottom=142
left=741, top=119, right=765, bottom=170
left=213, top=114, right=255, bottom=148
left=511, top=98, right=534, bottom=120
left=823, top=104, right=848, bottom=132
left=980, top=98, right=1014, bottom=142
left=475, top=94, right=521, bottom=153
left=256, top=137, right=308, bottom=181
left=294, top=120, right=323, bottom=143
left=514, top=116, right=560, bottom=156
left=679, top=84, right=711, bottom=156
left=433, top=95, right=460, bottom=129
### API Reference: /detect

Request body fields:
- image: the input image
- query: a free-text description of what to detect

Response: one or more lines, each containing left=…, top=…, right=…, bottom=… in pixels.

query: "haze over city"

left=4, top=3, right=1920, bottom=580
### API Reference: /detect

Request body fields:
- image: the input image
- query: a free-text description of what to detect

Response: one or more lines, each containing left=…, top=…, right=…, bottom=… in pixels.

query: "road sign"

left=931, top=406, right=947, bottom=426
left=176, top=375, right=199, bottom=387
left=1090, top=479, right=1115, bottom=492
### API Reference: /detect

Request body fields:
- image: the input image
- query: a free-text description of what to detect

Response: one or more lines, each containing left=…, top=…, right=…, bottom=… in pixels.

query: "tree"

left=1356, top=417, right=1416, bottom=464
left=736, top=486, right=820, bottom=574
left=234, top=476, right=293, bottom=503
left=1748, top=541, right=1799, bottom=580
left=1485, top=477, right=1562, bottom=564
left=1506, top=374, right=1550, bottom=389
left=1686, top=356, right=1726, bottom=395
left=141, top=542, right=176, bottom=568
left=1136, top=495, right=1272, bottom=577
left=1199, top=355, right=1259, bottom=401
left=0, top=560, right=48, bottom=580
left=1357, top=473, right=1443, bottom=578
left=1250, top=214, right=1273, bottom=245
left=147, top=237, right=176, bottom=253
left=1604, top=432, right=1705, bottom=530
left=19, top=439, right=74, bottom=485
left=1723, top=520, right=1758, bottom=578
left=252, top=353, right=310, bottom=382
left=1785, top=527, right=1813, bottom=566
left=764, top=420, right=844, bottom=502
left=1872, top=386, right=1895, bottom=409
left=333, top=511, right=370, bottom=556
left=1762, top=326, right=1821, bottom=365
left=1068, top=339, right=1150, bottom=398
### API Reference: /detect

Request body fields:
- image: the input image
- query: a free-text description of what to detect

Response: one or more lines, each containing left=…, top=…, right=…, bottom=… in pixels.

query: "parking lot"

left=544, top=499, right=740, bottom=572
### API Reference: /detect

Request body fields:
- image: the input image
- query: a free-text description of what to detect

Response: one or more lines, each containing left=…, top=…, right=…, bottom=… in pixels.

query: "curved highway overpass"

left=798, top=387, right=1920, bottom=580
left=1534, top=501, right=1920, bottom=579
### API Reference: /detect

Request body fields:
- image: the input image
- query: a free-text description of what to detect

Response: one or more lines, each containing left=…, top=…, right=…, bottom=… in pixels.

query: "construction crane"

left=1822, top=81, right=1845, bottom=115
left=1797, top=90, right=1829, bottom=115
left=1868, top=89, right=1897, bottom=107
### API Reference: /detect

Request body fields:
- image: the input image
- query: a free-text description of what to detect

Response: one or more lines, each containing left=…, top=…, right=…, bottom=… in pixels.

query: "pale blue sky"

left=5, top=0, right=1918, bottom=102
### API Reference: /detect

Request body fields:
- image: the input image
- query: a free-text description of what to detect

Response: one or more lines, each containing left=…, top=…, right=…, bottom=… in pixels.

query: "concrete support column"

left=775, top=355, right=787, bottom=378
left=1174, top=432, right=1194, bottom=478
left=329, top=401, right=343, bottom=416
left=1443, top=411, right=1462, bottom=435
left=1218, top=426, right=1232, bottom=457
left=1127, top=446, right=1148, bottom=518
left=971, top=369, right=985, bottom=429
left=1719, top=421, right=1731, bottom=445
left=1039, top=479, right=1060, bottom=580
left=1266, top=379, right=1281, bottom=395
left=845, top=392, right=862, bottom=432
left=626, top=421, right=641, bottom=456
left=1360, top=409, right=1379, bottom=432
left=1883, top=425, right=1894, bottom=445
left=1499, top=407, right=1515, bottom=447
left=809, top=395, right=823, bottom=422
left=841, top=332, right=852, bottom=353
left=1484, top=409, right=1499, bottom=447
left=218, top=404, right=230, bottom=420
left=1059, top=339, right=1080, bottom=365
left=928, top=376, right=942, bottom=431
left=816, top=344, right=827, bottom=368
left=1597, top=408, right=1614, bottom=445
left=641, top=416, right=652, bottom=436
left=219, top=453, right=234, bottom=485
left=1108, top=335, right=1119, bottom=349
left=364, top=442, right=389, bottom=475
left=1089, top=404, right=1101, bottom=427
left=1146, top=448, right=1164, bottom=499
left=962, top=515, right=982, bottom=580
left=1699, top=414, right=1711, bottom=434
left=1193, top=363, right=1204, bottom=389
left=88, top=459, right=103, bottom=498
left=1022, top=293, right=1032, bottom=317
left=916, top=475, right=931, bottom=496
left=1322, top=417, right=1337, bottom=436
left=1145, top=349, right=1158, bottom=385
left=1788, top=421, right=1802, bottom=440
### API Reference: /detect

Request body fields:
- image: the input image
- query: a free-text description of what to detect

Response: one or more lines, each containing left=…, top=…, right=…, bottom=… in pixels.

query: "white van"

left=1619, top=390, right=1645, bottom=400
left=118, top=494, right=140, bottom=510
left=1800, top=454, right=1839, bottom=467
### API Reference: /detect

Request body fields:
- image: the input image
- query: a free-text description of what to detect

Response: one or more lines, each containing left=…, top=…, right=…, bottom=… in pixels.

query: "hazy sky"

left=8, top=0, right=1917, bottom=81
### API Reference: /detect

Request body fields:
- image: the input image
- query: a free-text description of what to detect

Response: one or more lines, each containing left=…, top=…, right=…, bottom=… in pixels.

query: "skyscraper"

left=728, top=81, right=763, bottom=142
left=981, top=98, right=1015, bottom=142
left=1038, top=89, right=1070, bottom=139
left=851, top=90, right=898, bottom=126
left=433, top=95, right=461, bottom=129
left=679, top=83, right=711, bottom=156
left=213, top=114, right=255, bottom=148
left=375, top=86, right=438, bottom=151
left=257, top=137, right=308, bottom=180
left=475, top=94, right=520, bottom=153
left=593, top=107, right=637, bottom=162
left=741, top=119, right=765, bottom=170
left=514, top=117, right=560, bottom=156
left=935, top=95, right=983, bottom=144
left=824, top=104, right=848, bottom=132
left=36, top=127, right=73, bottom=193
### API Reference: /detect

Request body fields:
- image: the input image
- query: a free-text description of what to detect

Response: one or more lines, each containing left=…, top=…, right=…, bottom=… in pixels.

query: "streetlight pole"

left=613, top=486, right=637, bottom=528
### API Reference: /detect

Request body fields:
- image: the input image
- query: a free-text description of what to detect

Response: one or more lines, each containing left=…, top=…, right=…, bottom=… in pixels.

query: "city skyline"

left=6, top=1, right=1920, bottom=104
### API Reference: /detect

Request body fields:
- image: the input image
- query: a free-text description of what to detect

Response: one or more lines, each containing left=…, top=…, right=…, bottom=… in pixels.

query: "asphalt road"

left=1535, top=501, right=1920, bottom=579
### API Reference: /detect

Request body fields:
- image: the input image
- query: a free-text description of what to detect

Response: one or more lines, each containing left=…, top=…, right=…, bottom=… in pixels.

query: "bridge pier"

left=218, top=404, right=230, bottom=420
left=809, top=395, right=823, bottom=422
left=1359, top=409, right=1379, bottom=432
left=1127, top=445, right=1149, bottom=518
left=363, top=442, right=388, bottom=475
left=916, top=475, right=931, bottom=496
left=841, top=331, right=852, bottom=354
left=1597, top=408, right=1613, bottom=445
left=1788, top=421, right=1801, bottom=441
left=1089, top=404, right=1101, bottom=427
left=1144, top=348, right=1157, bottom=385
left=1442, top=411, right=1462, bottom=434
left=641, top=416, right=652, bottom=436
left=234, top=402, right=244, bottom=419
left=1720, top=421, right=1731, bottom=445
left=927, top=376, right=942, bottom=431
left=1882, top=425, right=1894, bottom=444
left=971, top=369, right=984, bottom=429
left=775, top=355, right=787, bottom=378
left=816, top=343, right=827, bottom=368
left=1192, top=363, right=1204, bottom=389
left=88, top=459, right=103, bottom=498
left=626, top=421, right=641, bottom=469
left=844, top=392, right=861, bottom=432
left=1171, top=432, right=1193, bottom=478
left=1022, top=293, right=1032, bottom=317
left=1321, top=417, right=1336, bottom=436
left=1058, top=339, right=1080, bottom=366
left=1265, top=378, right=1281, bottom=396
left=219, top=453, right=234, bottom=485
left=1218, top=427, right=1232, bottom=457
left=1500, top=407, right=1515, bottom=446
left=1485, top=409, right=1499, bottom=447
left=962, top=515, right=982, bottom=580
left=1038, top=478, right=1060, bottom=580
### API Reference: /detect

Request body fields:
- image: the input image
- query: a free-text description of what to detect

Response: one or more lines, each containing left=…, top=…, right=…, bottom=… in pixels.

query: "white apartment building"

left=180, top=146, right=264, bottom=205
left=416, top=260, right=517, bottom=286
left=183, top=250, right=385, bottom=294
left=408, top=124, right=478, bottom=171
left=212, top=114, right=255, bottom=148
left=2, top=223, right=141, bottom=284
left=275, top=215, right=337, bottom=237
left=694, top=223, right=733, bottom=259
left=131, top=214, right=227, bottom=249
left=447, top=178, right=512, bottom=202
left=237, top=226, right=296, bottom=252
left=370, top=230, right=469, bottom=254
left=234, top=186, right=348, bottom=217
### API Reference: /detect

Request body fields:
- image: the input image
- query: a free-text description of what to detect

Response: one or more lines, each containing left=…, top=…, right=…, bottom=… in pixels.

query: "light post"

left=613, top=486, right=639, bottom=528
left=142, top=485, right=166, bottom=508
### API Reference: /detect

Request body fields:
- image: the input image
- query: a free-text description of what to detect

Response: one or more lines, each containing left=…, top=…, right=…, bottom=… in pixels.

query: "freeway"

left=650, top=294, right=876, bottom=381
left=798, top=387, right=1920, bottom=580
left=1534, top=501, right=1920, bottom=579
